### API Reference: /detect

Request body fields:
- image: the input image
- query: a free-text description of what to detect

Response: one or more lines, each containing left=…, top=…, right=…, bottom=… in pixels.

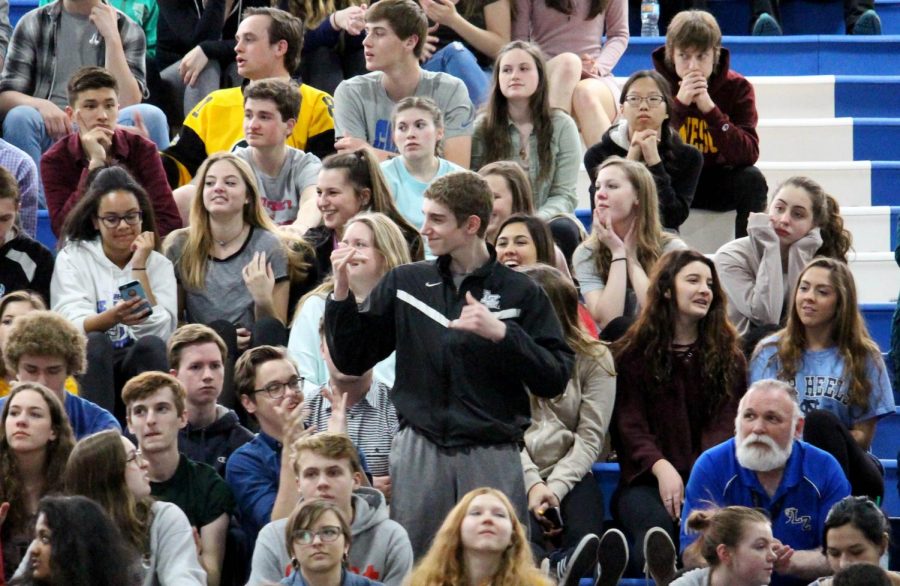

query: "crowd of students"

left=0, top=0, right=896, bottom=585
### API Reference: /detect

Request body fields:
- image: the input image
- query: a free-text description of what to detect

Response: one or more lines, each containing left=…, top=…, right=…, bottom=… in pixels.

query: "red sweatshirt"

left=42, top=128, right=182, bottom=237
left=652, top=46, right=760, bottom=169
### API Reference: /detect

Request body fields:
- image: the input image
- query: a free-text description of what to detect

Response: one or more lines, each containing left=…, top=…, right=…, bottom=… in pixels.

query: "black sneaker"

left=644, top=527, right=677, bottom=586
left=595, top=528, right=628, bottom=586
left=556, top=534, right=600, bottom=586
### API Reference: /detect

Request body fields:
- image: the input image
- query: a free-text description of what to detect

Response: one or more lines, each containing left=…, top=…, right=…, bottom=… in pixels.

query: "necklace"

left=213, top=225, right=247, bottom=248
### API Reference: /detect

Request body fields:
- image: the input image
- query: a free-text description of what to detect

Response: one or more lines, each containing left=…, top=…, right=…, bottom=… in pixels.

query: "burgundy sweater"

left=612, top=344, right=746, bottom=486
left=41, top=128, right=182, bottom=237
left=652, top=47, right=760, bottom=169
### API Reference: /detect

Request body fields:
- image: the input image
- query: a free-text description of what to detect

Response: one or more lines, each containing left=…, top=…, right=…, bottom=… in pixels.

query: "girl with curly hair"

left=9, top=495, right=138, bottom=586
left=611, top=248, right=745, bottom=579
left=749, top=258, right=894, bottom=502
left=406, top=487, right=551, bottom=586
left=715, top=176, right=853, bottom=339
left=0, top=383, right=74, bottom=582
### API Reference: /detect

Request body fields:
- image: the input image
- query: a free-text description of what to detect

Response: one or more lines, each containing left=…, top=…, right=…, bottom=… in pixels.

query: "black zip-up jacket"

left=325, top=247, right=574, bottom=448
left=178, top=408, right=254, bottom=477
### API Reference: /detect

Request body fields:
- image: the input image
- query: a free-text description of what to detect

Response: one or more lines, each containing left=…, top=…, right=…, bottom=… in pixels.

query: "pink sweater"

left=512, top=0, right=629, bottom=76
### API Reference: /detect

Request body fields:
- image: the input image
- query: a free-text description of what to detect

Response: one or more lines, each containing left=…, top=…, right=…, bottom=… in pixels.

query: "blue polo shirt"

left=680, top=438, right=850, bottom=586
left=0, top=391, right=120, bottom=440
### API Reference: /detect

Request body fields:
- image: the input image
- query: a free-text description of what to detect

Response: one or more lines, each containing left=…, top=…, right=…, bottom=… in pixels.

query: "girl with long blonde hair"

left=572, top=157, right=685, bottom=335
left=288, top=212, right=412, bottom=388
left=406, top=487, right=551, bottom=586
left=750, top=257, right=894, bottom=502
left=164, top=152, right=313, bottom=352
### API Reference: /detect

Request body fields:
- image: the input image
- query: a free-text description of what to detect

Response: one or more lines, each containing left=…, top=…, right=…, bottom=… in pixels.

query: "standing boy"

left=653, top=10, right=767, bottom=238
left=325, top=170, right=573, bottom=555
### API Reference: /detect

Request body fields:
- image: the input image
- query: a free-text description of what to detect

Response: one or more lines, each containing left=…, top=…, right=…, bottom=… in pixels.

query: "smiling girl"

left=584, top=70, right=703, bottom=232
left=406, top=487, right=551, bottom=586
left=380, top=97, right=464, bottom=233
left=0, top=383, right=74, bottom=582
left=673, top=506, right=777, bottom=586
left=749, top=258, right=894, bottom=502
left=715, top=176, right=852, bottom=338
left=612, top=249, right=745, bottom=578
left=52, top=166, right=175, bottom=419
left=572, top=157, right=685, bottom=334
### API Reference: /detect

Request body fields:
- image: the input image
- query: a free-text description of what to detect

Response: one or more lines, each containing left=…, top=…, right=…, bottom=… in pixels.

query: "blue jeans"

left=423, top=42, right=491, bottom=106
left=3, top=103, right=170, bottom=207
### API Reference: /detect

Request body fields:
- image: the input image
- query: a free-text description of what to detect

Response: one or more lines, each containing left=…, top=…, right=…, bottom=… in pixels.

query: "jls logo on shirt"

left=784, top=507, right=812, bottom=531
left=480, top=290, right=501, bottom=310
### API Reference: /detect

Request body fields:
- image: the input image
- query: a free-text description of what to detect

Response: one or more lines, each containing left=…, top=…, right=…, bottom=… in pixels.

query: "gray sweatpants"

left=389, top=426, right=528, bottom=558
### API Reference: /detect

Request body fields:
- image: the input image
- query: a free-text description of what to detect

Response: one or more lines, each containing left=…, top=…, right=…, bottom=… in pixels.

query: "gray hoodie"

left=248, top=487, right=412, bottom=586
left=671, top=567, right=711, bottom=586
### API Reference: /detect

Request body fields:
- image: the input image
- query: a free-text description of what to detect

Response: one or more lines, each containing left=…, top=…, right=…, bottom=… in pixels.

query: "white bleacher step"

left=758, top=161, right=873, bottom=207
left=750, top=75, right=836, bottom=119
left=758, top=118, right=854, bottom=162
left=680, top=206, right=894, bottom=255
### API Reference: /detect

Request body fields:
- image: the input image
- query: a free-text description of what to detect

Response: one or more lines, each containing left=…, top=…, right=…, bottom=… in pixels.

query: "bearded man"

left=679, top=379, right=850, bottom=586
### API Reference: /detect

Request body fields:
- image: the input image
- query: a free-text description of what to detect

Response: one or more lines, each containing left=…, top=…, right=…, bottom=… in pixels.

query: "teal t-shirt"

left=150, top=453, right=235, bottom=528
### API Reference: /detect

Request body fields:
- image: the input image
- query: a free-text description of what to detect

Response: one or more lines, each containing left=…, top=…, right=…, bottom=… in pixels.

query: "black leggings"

left=691, top=165, right=768, bottom=239
left=612, top=482, right=680, bottom=576
left=80, top=333, right=169, bottom=424
left=529, top=474, right=606, bottom=564
left=803, top=409, right=884, bottom=502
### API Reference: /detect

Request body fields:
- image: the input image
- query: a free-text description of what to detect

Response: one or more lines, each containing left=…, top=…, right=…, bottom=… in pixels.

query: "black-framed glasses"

left=624, top=94, right=665, bottom=107
left=97, top=211, right=143, bottom=228
left=292, top=526, right=342, bottom=545
left=252, top=376, right=303, bottom=400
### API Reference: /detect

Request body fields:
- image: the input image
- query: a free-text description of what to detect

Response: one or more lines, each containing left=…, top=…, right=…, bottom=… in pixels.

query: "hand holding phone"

left=118, top=280, right=153, bottom=317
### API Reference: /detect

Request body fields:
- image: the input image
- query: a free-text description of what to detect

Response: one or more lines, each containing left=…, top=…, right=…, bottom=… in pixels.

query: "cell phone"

left=542, top=506, right=564, bottom=529
left=118, top=280, right=153, bottom=316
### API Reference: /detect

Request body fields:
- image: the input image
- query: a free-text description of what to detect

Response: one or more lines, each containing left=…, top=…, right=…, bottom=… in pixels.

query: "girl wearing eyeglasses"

left=0, top=383, right=74, bottom=582
left=282, top=500, right=384, bottom=586
left=51, top=165, right=176, bottom=420
left=584, top=70, right=703, bottom=233
left=64, top=429, right=206, bottom=586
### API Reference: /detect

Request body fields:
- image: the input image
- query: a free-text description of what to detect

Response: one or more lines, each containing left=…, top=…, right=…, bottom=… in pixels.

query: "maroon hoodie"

left=652, top=46, right=760, bottom=169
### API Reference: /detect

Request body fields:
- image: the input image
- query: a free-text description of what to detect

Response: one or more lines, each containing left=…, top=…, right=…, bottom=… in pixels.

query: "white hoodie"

left=51, top=238, right=177, bottom=347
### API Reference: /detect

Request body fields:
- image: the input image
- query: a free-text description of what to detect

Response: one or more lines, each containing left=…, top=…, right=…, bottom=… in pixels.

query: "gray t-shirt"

left=234, top=147, right=322, bottom=225
left=166, top=227, right=289, bottom=329
left=573, top=236, right=687, bottom=319
left=49, top=11, right=101, bottom=107
left=333, top=70, right=474, bottom=153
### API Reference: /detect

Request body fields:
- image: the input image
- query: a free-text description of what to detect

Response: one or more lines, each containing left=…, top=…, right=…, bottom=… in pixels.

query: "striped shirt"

left=305, top=380, right=399, bottom=477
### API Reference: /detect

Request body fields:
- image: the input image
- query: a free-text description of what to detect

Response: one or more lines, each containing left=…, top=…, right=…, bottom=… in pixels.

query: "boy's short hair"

left=664, top=10, right=722, bottom=70
left=0, top=166, right=20, bottom=204
left=366, top=0, right=428, bottom=58
left=167, top=324, right=228, bottom=372
left=242, top=7, right=305, bottom=73
left=3, top=311, right=86, bottom=376
left=234, top=345, right=295, bottom=402
left=423, top=171, right=492, bottom=238
left=122, top=371, right=187, bottom=417
left=244, top=78, right=301, bottom=123
left=291, top=432, right=364, bottom=478
left=67, top=66, right=118, bottom=106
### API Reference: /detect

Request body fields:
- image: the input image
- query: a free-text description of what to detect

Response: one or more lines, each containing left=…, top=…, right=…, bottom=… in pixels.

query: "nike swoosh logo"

left=425, top=281, right=442, bottom=287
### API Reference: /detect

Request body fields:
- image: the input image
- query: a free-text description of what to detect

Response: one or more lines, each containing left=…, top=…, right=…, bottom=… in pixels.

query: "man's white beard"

left=736, top=432, right=793, bottom=472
